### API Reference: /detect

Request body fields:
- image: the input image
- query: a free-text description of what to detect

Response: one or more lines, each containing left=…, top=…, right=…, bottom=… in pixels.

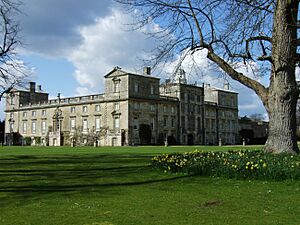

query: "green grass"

left=0, top=145, right=299, bottom=225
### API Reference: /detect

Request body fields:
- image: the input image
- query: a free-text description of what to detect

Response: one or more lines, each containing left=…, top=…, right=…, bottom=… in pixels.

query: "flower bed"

left=152, top=150, right=300, bottom=180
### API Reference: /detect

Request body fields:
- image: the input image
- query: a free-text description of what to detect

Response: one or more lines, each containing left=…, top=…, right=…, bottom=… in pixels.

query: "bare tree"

left=115, top=0, right=300, bottom=154
left=0, top=0, right=26, bottom=102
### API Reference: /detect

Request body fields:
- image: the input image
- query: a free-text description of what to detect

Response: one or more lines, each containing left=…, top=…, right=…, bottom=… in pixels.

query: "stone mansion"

left=4, top=67, right=238, bottom=146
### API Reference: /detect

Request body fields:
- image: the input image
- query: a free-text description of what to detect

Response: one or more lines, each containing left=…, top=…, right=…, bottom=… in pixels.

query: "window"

left=181, top=116, right=185, bottom=129
left=95, top=117, right=100, bottom=131
left=134, top=83, right=139, bottom=92
left=197, top=117, right=201, bottom=131
left=83, top=118, right=88, bottom=131
left=171, top=118, right=175, bottom=127
left=164, top=117, right=168, bottom=127
left=23, top=112, right=27, bottom=117
left=23, top=121, right=27, bottom=134
left=9, top=122, right=14, bottom=132
left=42, top=110, right=46, bottom=116
left=32, top=111, right=36, bottom=117
left=134, top=102, right=139, bottom=110
left=163, top=106, right=167, bottom=113
left=10, top=94, right=14, bottom=105
left=10, top=113, right=14, bottom=118
left=181, top=104, right=185, bottom=113
left=150, top=104, right=155, bottom=111
left=70, top=118, right=76, bottom=130
left=151, top=117, right=155, bottom=130
left=114, top=81, right=120, bottom=93
left=150, top=84, right=154, bottom=94
left=114, top=117, right=120, bottom=129
left=71, top=107, right=75, bottom=113
left=41, top=120, right=46, bottom=134
left=197, top=106, right=201, bottom=114
left=180, top=92, right=185, bottom=100
left=32, top=121, right=36, bottom=134
left=95, top=105, right=100, bottom=112
left=83, top=106, right=87, bottom=113
left=114, top=102, right=120, bottom=110
left=190, top=94, right=195, bottom=101
left=171, top=106, right=175, bottom=113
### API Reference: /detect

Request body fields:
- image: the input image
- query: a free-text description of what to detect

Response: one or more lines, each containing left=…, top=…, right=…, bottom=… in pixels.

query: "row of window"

left=180, top=92, right=203, bottom=102
left=22, top=120, right=46, bottom=134
left=113, top=80, right=156, bottom=95
left=19, top=105, right=103, bottom=119
left=19, top=110, right=47, bottom=118
left=21, top=116, right=121, bottom=134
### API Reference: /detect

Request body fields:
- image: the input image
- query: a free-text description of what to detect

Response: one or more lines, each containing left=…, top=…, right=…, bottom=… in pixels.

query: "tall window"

left=95, top=117, right=100, bottom=131
left=23, top=121, right=27, bottom=134
left=150, top=84, right=154, bottom=94
left=171, top=118, right=175, bottom=127
left=23, top=112, right=27, bottom=117
left=83, top=106, right=87, bottom=113
left=10, top=113, right=14, bottom=118
left=114, top=116, right=120, bottom=129
left=134, top=83, right=139, bottom=92
left=134, top=102, right=139, bottom=110
left=32, top=121, right=36, bottom=134
left=114, top=81, right=120, bottom=93
left=83, top=118, right=88, bottom=131
left=10, top=94, right=14, bottom=105
left=32, top=111, right=36, bottom=117
left=42, top=110, right=46, bottom=116
left=163, top=105, right=167, bottom=113
left=95, top=105, right=100, bottom=112
left=151, top=117, right=155, bottom=130
left=114, top=102, right=120, bottom=110
left=41, top=120, right=46, bottom=134
left=164, top=117, right=168, bottom=127
left=71, top=107, right=75, bottom=113
left=150, top=104, right=155, bottom=111
left=70, top=118, right=76, bottom=130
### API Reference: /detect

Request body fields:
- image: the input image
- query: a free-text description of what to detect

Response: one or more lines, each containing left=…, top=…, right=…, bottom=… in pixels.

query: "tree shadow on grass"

left=0, top=153, right=192, bottom=207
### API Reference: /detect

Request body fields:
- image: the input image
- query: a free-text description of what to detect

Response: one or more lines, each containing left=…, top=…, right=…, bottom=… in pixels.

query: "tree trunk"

left=264, top=77, right=299, bottom=154
left=264, top=0, right=299, bottom=154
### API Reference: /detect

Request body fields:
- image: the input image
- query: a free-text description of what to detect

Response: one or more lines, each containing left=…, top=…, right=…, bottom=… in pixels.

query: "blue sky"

left=1, top=0, right=269, bottom=119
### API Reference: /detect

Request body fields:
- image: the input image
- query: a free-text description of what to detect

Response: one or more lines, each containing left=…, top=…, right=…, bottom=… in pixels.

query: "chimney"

left=224, top=83, right=229, bottom=90
left=143, top=67, right=151, bottom=75
left=205, top=83, right=211, bottom=88
left=29, top=82, right=36, bottom=93
left=37, top=85, right=42, bottom=92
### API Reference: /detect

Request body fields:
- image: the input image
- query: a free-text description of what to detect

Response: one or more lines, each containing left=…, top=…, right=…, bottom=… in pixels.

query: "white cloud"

left=158, top=49, right=268, bottom=119
left=68, top=9, right=157, bottom=94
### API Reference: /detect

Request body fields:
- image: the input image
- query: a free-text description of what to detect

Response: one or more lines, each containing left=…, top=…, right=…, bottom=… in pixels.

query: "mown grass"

left=0, top=145, right=299, bottom=225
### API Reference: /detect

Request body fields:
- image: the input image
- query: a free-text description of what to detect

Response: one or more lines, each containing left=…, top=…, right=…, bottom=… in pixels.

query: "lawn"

left=0, top=145, right=299, bottom=225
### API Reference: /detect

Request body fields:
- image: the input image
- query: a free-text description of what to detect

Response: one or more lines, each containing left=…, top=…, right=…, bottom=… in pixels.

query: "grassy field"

left=0, top=145, right=299, bottom=225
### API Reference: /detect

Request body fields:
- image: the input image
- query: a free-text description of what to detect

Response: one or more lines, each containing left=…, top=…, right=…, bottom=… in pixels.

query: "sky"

left=1, top=0, right=270, bottom=120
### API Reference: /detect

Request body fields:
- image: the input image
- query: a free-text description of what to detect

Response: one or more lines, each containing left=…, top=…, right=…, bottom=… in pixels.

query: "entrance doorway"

left=187, top=134, right=194, bottom=145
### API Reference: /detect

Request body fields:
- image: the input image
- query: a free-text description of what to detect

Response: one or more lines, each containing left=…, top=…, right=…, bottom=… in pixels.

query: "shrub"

left=152, top=150, right=300, bottom=181
left=23, top=137, right=32, bottom=146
